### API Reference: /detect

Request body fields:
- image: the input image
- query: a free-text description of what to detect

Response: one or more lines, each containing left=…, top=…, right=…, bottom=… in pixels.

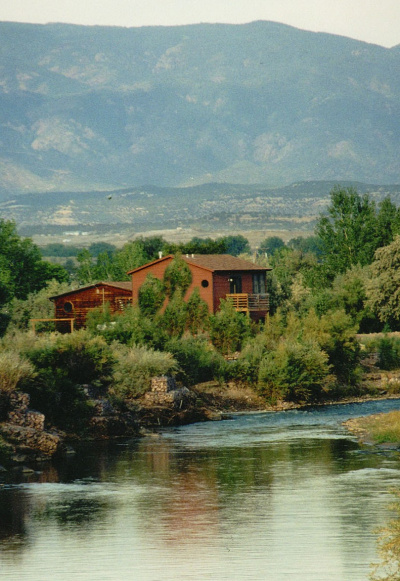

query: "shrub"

left=160, top=290, right=188, bottom=338
left=377, top=337, right=400, bottom=370
left=111, top=344, right=178, bottom=399
left=165, top=336, right=226, bottom=386
left=186, top=288, right=209, bottom=335
left=138, top=274, right=166, bottom=317
left=163, top=255, right=192, bottom=297
left=0, top=350, right=35, bottom=393
left=19, top=330, right=115, bottom=432
left=90, top=306, right=167, bottom=348
left=257, top=339, right=333, bottom=404
left=209, top=299, right=252, bottom=355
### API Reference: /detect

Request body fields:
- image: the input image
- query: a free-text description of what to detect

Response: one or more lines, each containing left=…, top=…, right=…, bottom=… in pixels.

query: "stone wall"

left=144, top=376, right=195, bottom=407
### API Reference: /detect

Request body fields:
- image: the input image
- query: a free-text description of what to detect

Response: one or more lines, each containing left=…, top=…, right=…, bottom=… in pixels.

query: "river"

left=2, top=399, right=400, bottom=581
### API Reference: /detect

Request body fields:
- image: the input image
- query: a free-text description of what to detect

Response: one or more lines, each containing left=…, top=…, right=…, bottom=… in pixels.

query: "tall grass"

left=0, top=350, right=35, bottom=393
left=111, top=344, right=178, bottom=400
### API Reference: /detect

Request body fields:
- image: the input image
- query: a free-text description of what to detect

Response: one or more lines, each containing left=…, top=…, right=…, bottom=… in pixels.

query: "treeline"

left=2, top=186, right=400, bottom=420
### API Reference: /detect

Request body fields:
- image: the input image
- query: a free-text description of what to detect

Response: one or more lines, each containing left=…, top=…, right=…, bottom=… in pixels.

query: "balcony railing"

left=226, top=293, right=269, bottom=313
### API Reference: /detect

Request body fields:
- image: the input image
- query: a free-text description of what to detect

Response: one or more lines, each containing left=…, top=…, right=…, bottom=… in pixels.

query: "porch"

left=226, top=293, right=269, bottom=314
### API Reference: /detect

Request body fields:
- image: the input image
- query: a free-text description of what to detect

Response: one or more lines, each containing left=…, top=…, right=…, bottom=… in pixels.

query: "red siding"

left=131, top=259, right=214, bottom=312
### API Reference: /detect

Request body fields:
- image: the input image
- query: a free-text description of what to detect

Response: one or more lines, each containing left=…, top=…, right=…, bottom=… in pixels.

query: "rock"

left=0, top=424, right=60, bottom=457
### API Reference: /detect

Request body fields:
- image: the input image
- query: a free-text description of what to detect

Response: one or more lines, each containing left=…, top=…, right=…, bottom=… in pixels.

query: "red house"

left=50, top=281, right=132, bottom=331
left=128, top=254, right=271, bottom=322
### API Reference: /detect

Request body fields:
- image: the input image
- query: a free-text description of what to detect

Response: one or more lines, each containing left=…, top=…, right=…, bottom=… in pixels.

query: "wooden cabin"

left=50, top=281, right=132, bottom=331
left=128, top=254, right=271, bottom=322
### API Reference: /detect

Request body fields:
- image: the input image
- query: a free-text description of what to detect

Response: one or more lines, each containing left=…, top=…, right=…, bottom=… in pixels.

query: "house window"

left=229, top=276, right=242, bottom=294
left=252, top=273, right=266, bottom=294
left=201, top=279, right=209, bottom=288
left=64, top=301, right=73, bottom=313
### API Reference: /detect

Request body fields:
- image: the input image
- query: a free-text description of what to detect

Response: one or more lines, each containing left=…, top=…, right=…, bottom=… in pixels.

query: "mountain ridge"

left=1, top=21, right=400, bottom=194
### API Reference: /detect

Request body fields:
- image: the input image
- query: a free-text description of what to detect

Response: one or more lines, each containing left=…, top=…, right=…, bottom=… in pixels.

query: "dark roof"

left=50, top=281, right=132, bottom=300
left=128, top=254, right=271, bottom=275
left=182, top=254, right=271, bottom=272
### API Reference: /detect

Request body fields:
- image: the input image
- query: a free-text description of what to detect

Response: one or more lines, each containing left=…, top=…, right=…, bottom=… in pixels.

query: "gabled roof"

left=50, top=281, right=132, bottom=300
left=128, top=254, right=270, bottom=275
left=182, top=254, right=271, bottom=272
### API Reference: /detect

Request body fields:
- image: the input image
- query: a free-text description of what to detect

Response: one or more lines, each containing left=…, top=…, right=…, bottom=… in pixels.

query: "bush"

left=138, top=274, right=166, bottom=318
left=0, top=350, right=35, bottom=393
left=90, top=306, right=167, bottom=349
left=19, top=330, right=115, bottom=432
left=377, top=336, right=400, bottom=370
left=165, top=336, right=226, bottom=386
left=209, top=299, right=252, bottom=355
left=257, top=339, right=333, bottom=404
left=111, top=344, right=178, bottom=399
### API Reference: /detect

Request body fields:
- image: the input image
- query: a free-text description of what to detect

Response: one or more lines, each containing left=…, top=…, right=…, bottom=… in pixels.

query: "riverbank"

left=344, top=410, right=400, bottom=445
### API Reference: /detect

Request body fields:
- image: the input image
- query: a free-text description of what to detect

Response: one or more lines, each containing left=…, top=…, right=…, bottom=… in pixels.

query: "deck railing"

left=226, top=293, right=269, bottom=313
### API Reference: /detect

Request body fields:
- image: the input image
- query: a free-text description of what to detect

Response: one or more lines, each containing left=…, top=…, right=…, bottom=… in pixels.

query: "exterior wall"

left=131, top=257, right=174, bottom=303
left=53, top=285, right=132, bottom=330
left=213, top=271, right=253, bottom=312
left=131, top=259, right=214, bottom=312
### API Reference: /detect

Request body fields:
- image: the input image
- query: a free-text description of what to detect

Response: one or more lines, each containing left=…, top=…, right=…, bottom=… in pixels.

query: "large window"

left=252, top=273, right=266, bottom=294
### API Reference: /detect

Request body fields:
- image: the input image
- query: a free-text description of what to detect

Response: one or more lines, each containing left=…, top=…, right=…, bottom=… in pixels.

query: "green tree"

left=259, top=236, right=285, bottom=257
left=186, top=288, right=210, bottom=335
left=138, top=274, right=166, bottom=318
left=163, top=255, right=192, bottom=297
left=315, top=186, right=378, bottom=283
left=0, top=219, right=68, bottom=305
left=367, top=236, right=400, bottom=329
left=220, top=235, right=250, bottom=256
left=209, top=299, right=252, bottom=355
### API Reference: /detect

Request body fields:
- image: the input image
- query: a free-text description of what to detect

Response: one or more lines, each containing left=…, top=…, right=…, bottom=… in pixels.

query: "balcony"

left=226, top=293, right=269, bottom=314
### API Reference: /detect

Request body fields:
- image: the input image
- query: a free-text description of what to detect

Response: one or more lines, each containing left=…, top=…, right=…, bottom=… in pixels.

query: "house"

left=49, top=281, right=132, bottom=331
left=128, top=254, right=271, bottom=322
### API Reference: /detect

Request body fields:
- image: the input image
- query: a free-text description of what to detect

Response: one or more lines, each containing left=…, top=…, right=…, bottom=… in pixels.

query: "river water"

left=2, top=399, right=400, bottom=581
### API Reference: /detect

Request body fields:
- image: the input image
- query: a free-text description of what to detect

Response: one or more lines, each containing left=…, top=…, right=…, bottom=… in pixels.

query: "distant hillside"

left=1, top=21, right=400, bottom=195
left=3, top=181, right=400, bottom=241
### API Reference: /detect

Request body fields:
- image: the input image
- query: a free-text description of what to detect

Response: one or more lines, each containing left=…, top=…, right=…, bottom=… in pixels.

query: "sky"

left=0, top=0, right=399, bottom=48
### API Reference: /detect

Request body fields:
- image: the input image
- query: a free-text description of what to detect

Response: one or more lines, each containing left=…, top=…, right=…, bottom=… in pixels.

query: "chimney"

left=158, top=251, right=163, bottom=259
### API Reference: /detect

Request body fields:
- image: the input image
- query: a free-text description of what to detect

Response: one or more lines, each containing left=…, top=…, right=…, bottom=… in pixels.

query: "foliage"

left=376, top=337, right=400, bottom=371
left=0, top=219, right=69, bottom=307
left=7, top=280, right=72, bottom=332
left=367, top=236, right=400, bottom=329
left=258, top=236, right=285, bottom=257
left=165, top=336, right=225, bottom=386
left=19, top=331, right=114, bottom=431
left=257, top=339, right=333, bottom=404
left=220, top=235, right=250, bottom=256
left=0, top=350, right=35, bottom=394
left=160, top=291, right=188, bottom=338
left=209, top=299, right=252, bottom=355
left=186, top=288, right=210, bottom=335
left=87, top=305, right=164, bottom=348
left=110, top=344, right=178, bottom=400
left=163, top=255, right=192, bottom=297
left=315, top=187, right=378, bottom=281
left=138, top=274, right=166, bottom=318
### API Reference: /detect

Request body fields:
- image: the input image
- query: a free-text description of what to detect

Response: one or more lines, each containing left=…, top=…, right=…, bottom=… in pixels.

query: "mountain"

left=4, top=181, right=400, bottom=242
left=0, top=21, right=400, bottom=195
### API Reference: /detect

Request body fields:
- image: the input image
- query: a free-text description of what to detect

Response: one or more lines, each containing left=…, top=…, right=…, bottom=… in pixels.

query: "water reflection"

left=1, top=400, right=400, bottom=581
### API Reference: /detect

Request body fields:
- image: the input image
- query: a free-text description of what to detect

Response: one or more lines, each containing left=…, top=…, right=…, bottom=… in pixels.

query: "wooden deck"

left=226, top=293, right=269, bottom=314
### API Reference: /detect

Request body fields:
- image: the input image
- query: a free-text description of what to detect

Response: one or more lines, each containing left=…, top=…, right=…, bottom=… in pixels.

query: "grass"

left=346, top=411, right=400, bottom=444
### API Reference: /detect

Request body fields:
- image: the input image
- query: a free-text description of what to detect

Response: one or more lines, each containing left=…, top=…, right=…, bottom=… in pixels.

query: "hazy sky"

left=1, top=0, right=399, bottom=48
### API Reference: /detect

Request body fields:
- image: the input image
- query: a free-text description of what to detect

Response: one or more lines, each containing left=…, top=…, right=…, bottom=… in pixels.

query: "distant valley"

left=2, top=180, right=400, bottom=248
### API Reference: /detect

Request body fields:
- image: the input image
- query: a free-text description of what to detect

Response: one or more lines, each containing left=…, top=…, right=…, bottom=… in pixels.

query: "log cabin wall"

left=53, top=284, right=132, bottom=330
